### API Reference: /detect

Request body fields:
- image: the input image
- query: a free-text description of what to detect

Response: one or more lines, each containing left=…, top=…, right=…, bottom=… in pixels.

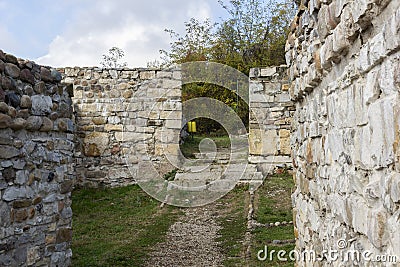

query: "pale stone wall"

left=0, top=50, right=74, bottom=266
left=287, top=0, right=400, bottom=265
left=248, top=66, right=294, bottom=175
left=59, top=67, right=182, bottom=187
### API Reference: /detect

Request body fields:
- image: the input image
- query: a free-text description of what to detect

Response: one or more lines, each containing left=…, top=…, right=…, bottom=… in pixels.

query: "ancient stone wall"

left=287, top=0, right=400, bottom=265
left=0, top=50, right=74, bottom=266
left=248, top=66, right=294, bottom=175
left=59, top=67, right=182, bottom=187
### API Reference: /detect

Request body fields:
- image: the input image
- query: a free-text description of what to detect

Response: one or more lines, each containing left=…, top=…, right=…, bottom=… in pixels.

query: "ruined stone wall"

left=248, top=66, right=294, bottom=175
left=0, top=50, right=74, bottom=266
left=59, top=67, right=182, bottom=187
left=287, top=0, right=400, bottom=265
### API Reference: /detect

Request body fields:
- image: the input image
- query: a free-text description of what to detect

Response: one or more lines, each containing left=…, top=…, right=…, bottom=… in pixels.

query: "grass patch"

left=254, top=172, right=294, bottom=224
left=71, top=185, right=182, bottom=267
left=180, top=135, right=231, bottom=158
left=249, top=172, right=296, bottom=267
left=215, top=184, right=249, bottom=267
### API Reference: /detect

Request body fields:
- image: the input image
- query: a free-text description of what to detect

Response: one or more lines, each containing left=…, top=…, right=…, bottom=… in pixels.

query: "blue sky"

left=0, top=0, right=226, bottom=67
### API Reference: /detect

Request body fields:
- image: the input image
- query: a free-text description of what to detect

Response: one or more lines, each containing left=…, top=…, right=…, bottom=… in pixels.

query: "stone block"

left=165, top=119, right=181, bottom=129
left=249, top=129, right=278, bottom=156
left=260, top=67, right=277, bottom=77
left=83, top=132, right=109, bottom=157
left=31, top=95, right=52, bottom=115
left=56, top=228, right=72, bottom=243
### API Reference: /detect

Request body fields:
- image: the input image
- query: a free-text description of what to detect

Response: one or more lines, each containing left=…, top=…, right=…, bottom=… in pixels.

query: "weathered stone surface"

left=51, top=69, right=62, bottom=82
left=56, top=118, right=74, bottom=132
left=248, top=66, right=293, bottom=168
left=14, top=208, right=28, bottom=222
left=288, top=1, right=400, bottom=265
left=0, top=113, right=12, bottom=128
left=6, top=93, right=20, bottom=108
left=10, top=118, right=27, bottom=130
left=34, top=81, right=46, bottom=94
left=0, top=102, right=8, bottom=113
left=56, top=228, right=72, bottom=243
left=92, top=117, right=107, bottom=125
left=40, top=117, right=53, bottom=132
left=2, top=167, right=16, bottom=182
left=0, top=145, right=19, bottom=159
left=3, top=186, right=27, bottom=201
left=12, top=199, right=31, bottom=209
left=20, top=69, right=35, bottom=84
left=26, top=116, right=43, bottom=131
left=0, top=53, right=74, bottom=267
left=83, top=132, right=108, bottom=157
left=40, top=67, right=53, bottom=82
left=5, top=53, right=18, bottom=64
left=60, top=180, right=73, bottom=194
left=5, top=63, right=20, bottom=78
left=20, top=95, right=32, bottom=108
left=60, top=66, right=182, bottom=188
left=31, top=95, right=52, bottom=115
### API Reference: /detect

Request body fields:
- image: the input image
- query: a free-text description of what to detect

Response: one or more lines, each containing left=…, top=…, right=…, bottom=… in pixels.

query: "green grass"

left=215, top=184, right=249, bottom=267
left=71, top=173, right=295, bottom=267
left=71, top=185, right=182, bottom=267
left=254, top=172, right=294, bottom=224
left=249, top=172, right=296, bottom=267
left=180, top=134, right=231, bottom=158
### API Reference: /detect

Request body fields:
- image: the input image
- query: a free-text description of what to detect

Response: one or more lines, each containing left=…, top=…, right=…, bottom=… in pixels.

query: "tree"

left=160, top=18, right=217, bottom=65
left=159, top=0, right=297, bottom=133
left=100, top=47, right=128, bottom=68
left=160, top=0, right=296, bottom=73
left=214, top=0, right=296, bottom=73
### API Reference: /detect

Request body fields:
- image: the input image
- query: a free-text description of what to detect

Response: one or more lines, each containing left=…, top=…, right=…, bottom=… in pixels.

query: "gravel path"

left=145, top=205, right=225, bottom=267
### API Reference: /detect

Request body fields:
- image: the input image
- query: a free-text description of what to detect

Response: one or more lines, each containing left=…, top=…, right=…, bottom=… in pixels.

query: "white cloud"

left=36, top=0, right=216, bottom=68
left=0, top=25, right=19, bottom=54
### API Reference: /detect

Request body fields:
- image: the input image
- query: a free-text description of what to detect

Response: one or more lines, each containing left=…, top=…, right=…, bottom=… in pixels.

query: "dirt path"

left=145, top=205, right=225, bottom=267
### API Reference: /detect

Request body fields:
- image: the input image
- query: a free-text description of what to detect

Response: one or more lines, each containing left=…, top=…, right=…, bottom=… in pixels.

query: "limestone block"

left=104, top=124, right=123, bottom=132
left=164, top=89, right=181, bottom=98
left=156, top=129, right=180, bottom=144
left=157, top=71, right=172, bottom=78
left=165, top=119, right=181, bottom=129
left=390, top=173, right=400, bottom=203
left=249, top=82, right=264, bottom=94
left=369, top=32, right=386, bottom=67
left=332, top=22, right=351, bottom=55
left=367, top=98, right=395, bottom=168
left=160, top=111, right=182, bottom=120
left=147, top=88, right=164, bottom=98
left=115, top=132, right=152, bottom=142
left=162, top=79, right=181, bottom=89
left=260, top=67, right=277, bottom=77
left=349, top=196, right=369, bottom=235
left=317, top=4, right=330, bottom=40
left=83, top=132, right=109, bottom=157
left=367, top=208, right=389, bottom=249
left=162, top=100, right=181, bottom=111
left=249, top=128, right=278, bottom=156
left=140, top=71, right=156, bottom=80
